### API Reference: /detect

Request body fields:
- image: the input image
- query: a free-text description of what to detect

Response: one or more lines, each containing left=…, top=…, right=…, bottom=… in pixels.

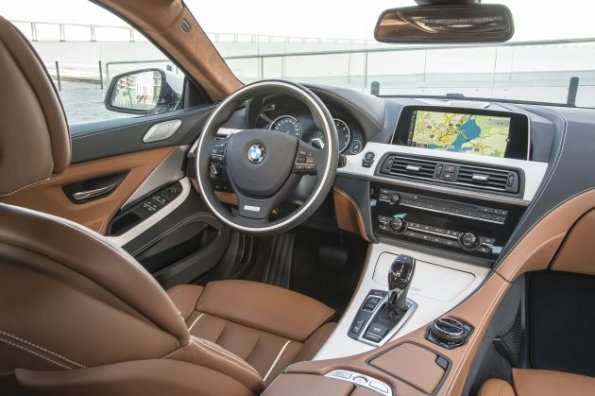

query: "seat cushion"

left=167, top=281, right=336, bottom=384
left=479, top=369, right=595, bottom=396
left=479, top=379, right=515, bottom=396
left=513, top=368, right=595, bottom=396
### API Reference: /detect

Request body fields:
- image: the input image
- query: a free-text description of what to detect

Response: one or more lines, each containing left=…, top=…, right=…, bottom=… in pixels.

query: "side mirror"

left=105, top=68, right=182, bottom=115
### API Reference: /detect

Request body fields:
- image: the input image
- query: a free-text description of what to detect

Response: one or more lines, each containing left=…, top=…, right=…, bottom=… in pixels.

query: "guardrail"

left=10, top=20, right=365, bottom=45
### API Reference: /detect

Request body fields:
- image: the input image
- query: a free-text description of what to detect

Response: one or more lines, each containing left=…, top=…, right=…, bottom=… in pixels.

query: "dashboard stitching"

left=311, top=88, right=383, bottom=131
left=495, top=107, right=568, bottom=266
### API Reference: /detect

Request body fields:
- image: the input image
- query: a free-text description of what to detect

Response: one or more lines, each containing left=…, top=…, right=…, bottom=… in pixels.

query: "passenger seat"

left=480, top=368, right=595, bottom=396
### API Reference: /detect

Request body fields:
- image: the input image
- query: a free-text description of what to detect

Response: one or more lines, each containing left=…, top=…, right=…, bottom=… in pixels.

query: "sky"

left=1, top=0, right=595, bottom=42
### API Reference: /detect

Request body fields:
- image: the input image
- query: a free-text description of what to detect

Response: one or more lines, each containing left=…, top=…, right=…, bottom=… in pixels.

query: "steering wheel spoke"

left=234, top=192, right=280, bottom=220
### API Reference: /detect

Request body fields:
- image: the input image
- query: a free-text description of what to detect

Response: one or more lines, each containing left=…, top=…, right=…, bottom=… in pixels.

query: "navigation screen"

left=408, top=110, right=511, bottom=158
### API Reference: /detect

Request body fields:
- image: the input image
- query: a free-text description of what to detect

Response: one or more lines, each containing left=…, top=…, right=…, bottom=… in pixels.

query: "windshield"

left=187, top=0, right=595, bottom=108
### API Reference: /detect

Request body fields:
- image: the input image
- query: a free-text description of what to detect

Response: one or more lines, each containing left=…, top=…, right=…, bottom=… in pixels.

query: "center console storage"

left=265, top=342, right=449, bottom=396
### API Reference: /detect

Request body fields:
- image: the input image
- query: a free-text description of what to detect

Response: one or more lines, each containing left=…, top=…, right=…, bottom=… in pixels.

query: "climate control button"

left=389, top=218, right=407, bottom=233
left=461, top=232, right=479, bottom=249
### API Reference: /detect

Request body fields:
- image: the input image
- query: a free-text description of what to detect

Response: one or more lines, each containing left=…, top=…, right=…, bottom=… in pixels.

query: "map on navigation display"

left=409, top=110, right=511, bottom=158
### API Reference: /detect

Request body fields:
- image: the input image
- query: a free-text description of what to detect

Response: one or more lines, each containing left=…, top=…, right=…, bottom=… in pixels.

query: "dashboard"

left=206, top=83, right=595, bottom=269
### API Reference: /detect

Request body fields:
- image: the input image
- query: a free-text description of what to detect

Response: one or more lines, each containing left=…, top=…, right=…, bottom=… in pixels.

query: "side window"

left=10, top=1, right=187, bottom=125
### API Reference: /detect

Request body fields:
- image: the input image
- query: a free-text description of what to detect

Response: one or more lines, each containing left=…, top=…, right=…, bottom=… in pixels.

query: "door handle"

left=72, top=184, right=116, bottom=201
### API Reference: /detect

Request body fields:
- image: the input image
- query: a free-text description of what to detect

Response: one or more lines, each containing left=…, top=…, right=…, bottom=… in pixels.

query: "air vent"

left=379, top=153, right=522, bottom=195
left=380, top=154, right=438, bottom=181
left=456, top=165, right=519, bottom=193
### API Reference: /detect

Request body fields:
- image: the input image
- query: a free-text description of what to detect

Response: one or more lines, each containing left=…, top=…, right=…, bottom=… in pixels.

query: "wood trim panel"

left=1, top=147, right=174, bottom=234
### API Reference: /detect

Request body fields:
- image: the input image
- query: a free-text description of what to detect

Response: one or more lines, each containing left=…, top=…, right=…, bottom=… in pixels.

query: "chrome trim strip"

left=338, top=142, right=548, bottom=204
left=142, top=119, right=182, bottom=143
left=399, top=202, right=505, bottom=225
left=263, top=340, right=292, bottom=382
left=326, top=370, right=393, bottom=396
left=105, top=177, right=191, bottom=247
left=122, top=146, right=188, bottom=210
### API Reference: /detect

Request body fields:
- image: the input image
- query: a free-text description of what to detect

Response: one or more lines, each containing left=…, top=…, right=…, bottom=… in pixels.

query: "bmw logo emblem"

left=247, top=144, right=265, bottom=164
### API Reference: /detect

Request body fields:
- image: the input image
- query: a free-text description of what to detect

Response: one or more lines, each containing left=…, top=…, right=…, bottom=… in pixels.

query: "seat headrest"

left=0, top=17, right=71, bottom=197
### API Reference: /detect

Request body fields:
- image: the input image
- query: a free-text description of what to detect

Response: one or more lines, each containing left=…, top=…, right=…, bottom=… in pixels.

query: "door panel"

left=1, top=147, right=174, bottom=233
left=70, top=105, right=214, bottom=163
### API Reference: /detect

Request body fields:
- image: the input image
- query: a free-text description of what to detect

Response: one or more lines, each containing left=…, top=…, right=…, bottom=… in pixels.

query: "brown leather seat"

left=0, top=16, right=334, bottom=396
left=479, top=369, right=595, bottom=396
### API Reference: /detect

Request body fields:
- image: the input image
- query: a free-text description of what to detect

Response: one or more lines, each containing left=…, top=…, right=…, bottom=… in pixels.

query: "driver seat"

left=0, top=17, right=335, bottom=395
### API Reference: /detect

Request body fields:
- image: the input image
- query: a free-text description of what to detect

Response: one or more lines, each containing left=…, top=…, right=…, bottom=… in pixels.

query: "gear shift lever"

left=348, top=254, right=417, bottom=344
left=387, top=254, right=416, bottom=314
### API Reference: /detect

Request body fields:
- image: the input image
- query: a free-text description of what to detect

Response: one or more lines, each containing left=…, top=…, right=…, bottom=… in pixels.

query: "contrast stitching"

left=263, top=340, right=292, bottom=382
left=193, top=338, right=261, bottom=378
left=188, top=313, right=205, bottom=332
left=0, top=336, right=71, bottom=370
left=312, top=88, right=383, bottom=130
left=0, top=176, right=51, bottom=197
left=0, top=330, right=85, bottom=368
left=496, top=107, right=568, bottom=265
left=509, top=233, right=566, bottom=276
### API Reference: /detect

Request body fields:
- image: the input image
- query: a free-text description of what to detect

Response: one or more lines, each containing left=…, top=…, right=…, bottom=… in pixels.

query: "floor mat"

left=529, top=271, right=595, bottom=377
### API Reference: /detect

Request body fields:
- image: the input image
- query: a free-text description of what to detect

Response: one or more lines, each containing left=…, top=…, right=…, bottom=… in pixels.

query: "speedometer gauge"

left=334, top=119, right=351, bottom=153
left=269, top=115, right=302, bottom=138
left=308, top=119, right=352, bottom=153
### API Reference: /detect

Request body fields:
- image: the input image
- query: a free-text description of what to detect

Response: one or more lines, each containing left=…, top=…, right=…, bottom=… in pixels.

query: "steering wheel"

left=195, top=80, right=339, bottom=234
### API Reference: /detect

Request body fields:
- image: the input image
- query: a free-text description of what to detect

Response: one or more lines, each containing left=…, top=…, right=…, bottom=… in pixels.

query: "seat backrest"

left=0, top=16, right=70, bottom=198
left=0, top=18, right=261, bottom=395
left=0, top=16, right=190, bottom=372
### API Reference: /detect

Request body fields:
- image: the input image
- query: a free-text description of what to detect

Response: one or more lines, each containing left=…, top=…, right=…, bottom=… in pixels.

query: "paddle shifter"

left=387, top=254, right=416, bottom=314
left=348, top=254, right=418, bottom=345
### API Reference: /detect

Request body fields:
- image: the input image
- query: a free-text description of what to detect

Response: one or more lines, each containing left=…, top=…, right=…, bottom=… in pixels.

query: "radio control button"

left=391, top=194, right=401, bottom=203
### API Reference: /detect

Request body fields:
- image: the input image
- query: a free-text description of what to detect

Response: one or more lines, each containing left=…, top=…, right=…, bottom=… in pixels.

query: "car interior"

left=1, top=0, right=595, bottom=395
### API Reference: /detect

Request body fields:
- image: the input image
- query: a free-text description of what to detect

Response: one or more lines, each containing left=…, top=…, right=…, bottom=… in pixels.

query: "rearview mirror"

left=375, top=4, right=514, bottom=44
left=105, top=68, right=182, bottom=115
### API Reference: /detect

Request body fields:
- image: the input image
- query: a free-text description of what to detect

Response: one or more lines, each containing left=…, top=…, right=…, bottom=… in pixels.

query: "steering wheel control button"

left=362, top=151, right=376, bottom=168
left=294, top=150, right=317, bottom=174
left=210, top=142, right=227, bottom=162
left=427, top=316, right=473, bottom=349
